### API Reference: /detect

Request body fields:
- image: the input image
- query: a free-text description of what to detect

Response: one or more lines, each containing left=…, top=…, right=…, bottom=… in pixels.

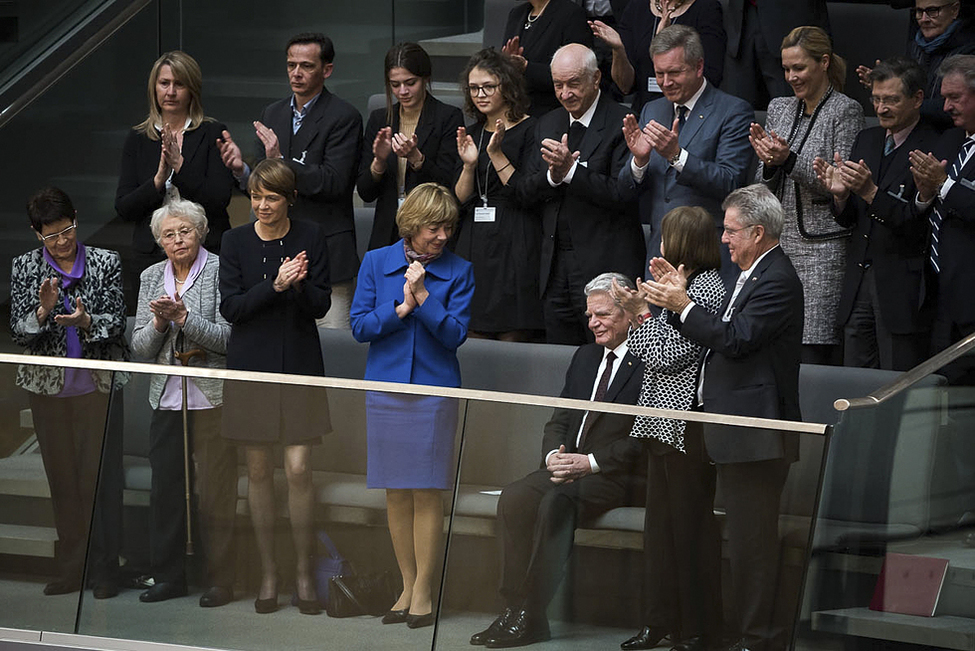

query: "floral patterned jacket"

left=10, top=246, right=129, bottom=395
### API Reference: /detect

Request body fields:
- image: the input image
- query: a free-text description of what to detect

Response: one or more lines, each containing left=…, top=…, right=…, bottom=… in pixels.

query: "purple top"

left=43, top=243, right=96, bottom=398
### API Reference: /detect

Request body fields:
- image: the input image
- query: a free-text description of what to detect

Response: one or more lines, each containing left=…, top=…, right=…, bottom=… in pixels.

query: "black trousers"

left=542, top=248, right=593, bottom=346
left=497, top=468, right=637, bottom=611
left=148, top=407, right=238, bottom=587
left=718, top=458, right=791, bottom=651
left=30, top=390, right=120, bottom=584
left=642, top=423, right=721, bottom=641
left=844, top=267, right=928, bottom=371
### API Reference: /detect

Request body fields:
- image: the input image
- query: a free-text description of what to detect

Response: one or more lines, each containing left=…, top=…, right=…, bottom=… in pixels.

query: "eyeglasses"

left=871, top=94, right=906, bottom=107
left=722, top=224, right=756, bottom=236
left=38, top=220, right=78, bottom=242
left=160, top=227, right=196, bottom=243
left=914, top=2, right=956, bottom=18
left=468, top=83, right=499, bottom=97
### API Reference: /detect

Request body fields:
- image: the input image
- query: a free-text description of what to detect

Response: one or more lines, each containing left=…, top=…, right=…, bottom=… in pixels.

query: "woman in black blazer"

left=502, top=0, right=593, bottom=116
left=357, top=42, right=464, bottom=251
left=115, top=51, right=234, bottom=298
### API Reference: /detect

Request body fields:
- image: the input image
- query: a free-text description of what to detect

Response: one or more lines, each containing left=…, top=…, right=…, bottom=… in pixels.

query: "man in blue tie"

left=910, top=54, right=975, bottom=383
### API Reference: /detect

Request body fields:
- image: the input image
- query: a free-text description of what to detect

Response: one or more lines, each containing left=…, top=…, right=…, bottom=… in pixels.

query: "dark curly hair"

left=460, top=48, right=529, bottom=124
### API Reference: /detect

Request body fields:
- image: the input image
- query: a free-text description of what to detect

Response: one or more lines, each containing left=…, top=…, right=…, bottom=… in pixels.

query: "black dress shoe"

left=199, top=586, right=234, bottom=608
left=406, top=612, right=435, bottom=629
left=670, top=636, right=708, bottom=651
left=297, top=598, right=322, bottom=615
left=471, top=608, right=515, bottom=645
left=621, top=626, right=671, bottom=650
left=92, top=582, right=119, bottom=600
left=139, top=581, right=188, bottom=603
left=484, top=609, right=550, bottom=648
left=254, top=596, right=279, bottom=614
left=382, top=609, right=409, bottom=625
left=43, top=579, right=81, bottom=596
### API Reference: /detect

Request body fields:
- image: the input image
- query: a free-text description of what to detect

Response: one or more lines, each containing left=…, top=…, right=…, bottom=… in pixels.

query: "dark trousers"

left=931, top=288, right=975, bottom=385
left=718, top=459, right=791, bottom=651
left=30, top=390, right=119, bottom=583
left=643, top=423, right=721, bottom=641
left=542, top=248, right=592, bottom=346
left=722, top=3, right=791, bottom=109
left=148, top=407, right=237, bottom=588
left=497, top=468, right=634, bottom=611
left=844, top=267, right=928, bottom=371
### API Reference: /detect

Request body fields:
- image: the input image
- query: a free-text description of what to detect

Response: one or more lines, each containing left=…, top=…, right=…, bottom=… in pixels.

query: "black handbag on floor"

left=325, top=569, right=399, bottom=618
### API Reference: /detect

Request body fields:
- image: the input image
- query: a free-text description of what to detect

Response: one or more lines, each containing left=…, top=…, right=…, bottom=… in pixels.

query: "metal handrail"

left=0, top=0, right=151, bottom=130
left=0, top=352, right=830, bottom=436
left=833, top=331, right=975, bottom=411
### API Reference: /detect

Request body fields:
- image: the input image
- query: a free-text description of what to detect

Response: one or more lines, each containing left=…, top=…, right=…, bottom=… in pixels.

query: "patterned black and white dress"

left=627, top=269, right=726, bottom=451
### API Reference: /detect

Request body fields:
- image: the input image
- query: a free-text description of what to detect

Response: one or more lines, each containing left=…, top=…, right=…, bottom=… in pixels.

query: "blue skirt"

left=365, top=392, right=459, bottom=490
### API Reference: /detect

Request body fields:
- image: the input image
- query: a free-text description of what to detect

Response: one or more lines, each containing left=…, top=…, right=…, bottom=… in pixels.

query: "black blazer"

left=522, top=93, right=645, bottom=296
left=115, top=120, right=234, bottom=254
left=917, top=127, right=975, bottom=326
left=356, top=96, right=464, bottom=251
left=503, top=0, right=593, bottom=116
left=219, top=219, right=331, bottom=376
left=833, top=123, right=940, bottom=334
left=676, top=246, right=804, bottom=464
left=724, top=0, right=829, bottom=57
left=257, top=89, right=363, bottom=284
left=540, top=343, right=645, bottom=480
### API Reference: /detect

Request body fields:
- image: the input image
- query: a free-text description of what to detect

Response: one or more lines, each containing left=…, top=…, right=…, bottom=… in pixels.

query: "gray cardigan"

left=130, top=252, right=230, bottom=409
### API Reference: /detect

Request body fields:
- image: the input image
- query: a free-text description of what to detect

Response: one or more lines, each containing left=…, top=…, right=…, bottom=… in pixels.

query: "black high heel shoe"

left=254, top=596, right=279, bottom=614
left=406, top=612, right=434, bottom=629
left=382, top=608, right=409, bottom=624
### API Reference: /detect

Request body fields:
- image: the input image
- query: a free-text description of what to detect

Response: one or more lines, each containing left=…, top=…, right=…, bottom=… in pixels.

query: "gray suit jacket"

left=131, top=251, right=230, bottom=409
left=619, top=82, right=753, bottom=269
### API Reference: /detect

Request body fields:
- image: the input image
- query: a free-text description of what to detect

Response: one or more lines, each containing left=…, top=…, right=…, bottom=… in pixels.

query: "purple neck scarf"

left=42, top=243, right=86, bottom=360
left=403, top=239, right=442, bottom=266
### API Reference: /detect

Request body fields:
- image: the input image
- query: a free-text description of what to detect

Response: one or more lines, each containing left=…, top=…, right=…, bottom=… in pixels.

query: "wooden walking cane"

left=174, top=335, right=206, bottom=556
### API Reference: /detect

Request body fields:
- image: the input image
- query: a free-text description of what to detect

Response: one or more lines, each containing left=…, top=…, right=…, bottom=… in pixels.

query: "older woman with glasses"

left=10, top=187, right=127, bottom=598
left=130, top=198, right=237, bottom=608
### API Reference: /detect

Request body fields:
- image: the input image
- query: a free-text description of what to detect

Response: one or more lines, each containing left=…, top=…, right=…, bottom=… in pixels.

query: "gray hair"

left=551, top=43, right=599, bottom=80
left=938, top=54, right=975, bottom=91
left=649, top=24, right=704, bottom=65
left=584, top=272, right=635, bottom=297
left=150, top=198, right=209, bottom=244
left=722, top=184, right=785, bottom=240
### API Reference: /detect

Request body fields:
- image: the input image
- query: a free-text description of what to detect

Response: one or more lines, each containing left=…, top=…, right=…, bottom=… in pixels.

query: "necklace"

left=524, top=0, right=551, bottom=29
left=174, top=277, right=186, bottom=285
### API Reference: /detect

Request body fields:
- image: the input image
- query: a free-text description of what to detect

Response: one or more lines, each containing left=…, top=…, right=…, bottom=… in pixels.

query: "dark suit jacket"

left=833, top=122, right=939, bottom=334
left=356, top=96, right=464, bottom=251
left=918, top=128, right=975, bottom=327
left=724, top=0, right=829, bottom=57
left=503, top=0, right=593, bottom=116
left=258, top=89, right=363, bottom=283
left=523, top=94, right=645, bottom=296
left=115, top=120, right=234, bottom=254
left=675, top=246, right=803, bottom=464
left=540, top=343, right=645, bottom=480
left=617, top=0, right=726, bottom=111
left=619, top=82, right=753, bottom=268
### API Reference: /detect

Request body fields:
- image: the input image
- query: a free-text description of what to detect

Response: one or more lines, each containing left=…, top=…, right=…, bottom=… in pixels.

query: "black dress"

left=218, top=219, right=332, bottom=445
left=453, top=119, right=544, bottom=333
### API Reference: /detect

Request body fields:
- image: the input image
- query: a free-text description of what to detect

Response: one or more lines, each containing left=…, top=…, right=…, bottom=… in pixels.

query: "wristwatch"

left=668, top=148, right=682, bottom=167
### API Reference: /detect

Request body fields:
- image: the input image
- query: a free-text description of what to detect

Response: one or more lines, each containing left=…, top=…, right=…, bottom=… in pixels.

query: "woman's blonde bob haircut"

left=135, top=51, right=209, bottom=140
left=396, top=182, right=458, bottom=240
left=248, top=158, right=297, bottom=200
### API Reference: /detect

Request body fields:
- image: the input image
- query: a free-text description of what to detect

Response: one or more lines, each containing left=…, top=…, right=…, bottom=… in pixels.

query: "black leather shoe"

left=139, top=581, right=187, bottom=603
left=199, top=586, right=233, bottom=608
left=406, top=612, right=435, bottom=629
left=484, top=609, right=550, bottom=648
left=670, top=636, right=708, bottom=651
left=254, top=596, right=279, bottom=614
left=92, top=582, right=119, bottom=600
left=471, top=608, right=515, bottom=645
left=297, top=598, right=322, bottom=615
left=382, top=609, right=409, bottom=625
left=43, top=579, right=81, bottom=596
left=621, top=626, right=671, bottom=650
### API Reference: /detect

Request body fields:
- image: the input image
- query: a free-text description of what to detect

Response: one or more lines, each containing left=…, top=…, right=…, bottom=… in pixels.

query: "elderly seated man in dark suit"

left=217, top=32, right=362, bottom=329
left=470, top=272, right=646, bottom=649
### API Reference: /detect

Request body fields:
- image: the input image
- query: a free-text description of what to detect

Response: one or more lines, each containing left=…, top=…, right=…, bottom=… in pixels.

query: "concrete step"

left=0, top=523, right=56, bottom=557
left=0, top=454, right=49, bottom=499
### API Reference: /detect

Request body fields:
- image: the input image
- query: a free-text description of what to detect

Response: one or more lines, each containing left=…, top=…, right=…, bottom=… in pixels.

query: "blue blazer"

left=619, top=82, right=753, bottom=272
left=351, top=240, right=474, bottom=387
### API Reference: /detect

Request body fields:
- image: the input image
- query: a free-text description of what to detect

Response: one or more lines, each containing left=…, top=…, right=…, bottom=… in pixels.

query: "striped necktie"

left=930, top=138, right=975, bottom=273
left=884, top=134, right=895, bottom=156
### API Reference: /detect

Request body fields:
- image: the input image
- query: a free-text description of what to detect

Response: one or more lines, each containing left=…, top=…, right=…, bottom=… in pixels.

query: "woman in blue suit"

left=351, top=182, right=474, bottom=629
